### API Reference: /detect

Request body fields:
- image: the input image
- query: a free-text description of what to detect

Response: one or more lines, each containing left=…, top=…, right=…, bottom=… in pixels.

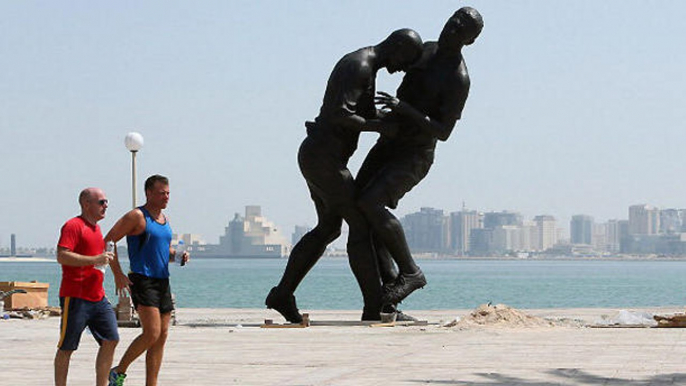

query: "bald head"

left=384, top=28, right=423, bottom=50
left=379, top=28, right=424, bottom=73
left=455, top=6, right=484, bottom=45
left=438, top=6, right=484, bottom=53
left=79, top=188, right=99, bottom=206
left=78, top=187, right=108, bottom=224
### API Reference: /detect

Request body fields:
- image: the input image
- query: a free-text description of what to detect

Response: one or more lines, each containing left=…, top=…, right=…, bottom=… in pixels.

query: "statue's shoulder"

left=337, top=47, right=374, bottom=77
left=423, top=41, right=439, bottom=55
left=413, top=42, right=438, bottom=69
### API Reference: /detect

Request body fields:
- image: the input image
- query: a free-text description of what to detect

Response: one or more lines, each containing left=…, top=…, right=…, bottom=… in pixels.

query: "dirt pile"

left=446, top=303, right=555, bottom=328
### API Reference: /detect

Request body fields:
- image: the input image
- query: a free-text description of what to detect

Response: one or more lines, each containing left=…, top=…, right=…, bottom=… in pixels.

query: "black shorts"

left=128, top=273, right=174, bottom=314
left=58, top=296, right=119, bottom=351
left=298, top=136, right=357, bottom=211
left=357, top=143, right=434, bottom=209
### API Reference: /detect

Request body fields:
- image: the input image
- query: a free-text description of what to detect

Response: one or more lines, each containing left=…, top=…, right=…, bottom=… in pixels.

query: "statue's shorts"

left=356, top=142, right=434, bottom=209
left=298, top=135, right=358, bottom=213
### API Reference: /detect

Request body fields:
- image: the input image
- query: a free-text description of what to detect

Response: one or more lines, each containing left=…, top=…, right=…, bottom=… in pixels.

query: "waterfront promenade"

left=2, top=307, right=686, bottom=385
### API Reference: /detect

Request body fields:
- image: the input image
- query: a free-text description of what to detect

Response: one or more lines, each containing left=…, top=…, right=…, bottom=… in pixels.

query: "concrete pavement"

left=2, top=307, right=686, bottom=385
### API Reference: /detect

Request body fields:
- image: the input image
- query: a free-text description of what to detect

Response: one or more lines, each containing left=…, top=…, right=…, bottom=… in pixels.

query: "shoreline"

left=5, top=255, right=686, bottom=262
left=0, top=257, right=54, bottom=262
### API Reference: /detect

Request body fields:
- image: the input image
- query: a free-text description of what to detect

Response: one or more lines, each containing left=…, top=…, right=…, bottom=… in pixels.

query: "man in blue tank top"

left=104, top=175, right=189, bottom=386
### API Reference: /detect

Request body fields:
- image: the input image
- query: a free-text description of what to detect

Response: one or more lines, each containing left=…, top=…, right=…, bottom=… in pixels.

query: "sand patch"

left=445, top=303, right=556, bottom=328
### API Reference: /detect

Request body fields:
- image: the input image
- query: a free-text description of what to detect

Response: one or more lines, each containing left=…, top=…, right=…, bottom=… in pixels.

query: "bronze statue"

left=356, top=7, right=484, bottom=308
left=266, top=29, right=424, bottom=323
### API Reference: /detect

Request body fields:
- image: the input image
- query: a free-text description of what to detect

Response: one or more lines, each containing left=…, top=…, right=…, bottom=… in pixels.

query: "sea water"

left=2, top=258, right=686, bottom=310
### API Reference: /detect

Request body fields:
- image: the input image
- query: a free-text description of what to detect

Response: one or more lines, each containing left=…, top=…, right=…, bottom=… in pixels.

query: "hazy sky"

left=2, top=1, right=686, bottom=248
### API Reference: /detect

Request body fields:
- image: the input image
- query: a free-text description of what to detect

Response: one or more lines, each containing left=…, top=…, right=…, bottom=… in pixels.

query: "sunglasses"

left=96, top=199, right=109, bottom=206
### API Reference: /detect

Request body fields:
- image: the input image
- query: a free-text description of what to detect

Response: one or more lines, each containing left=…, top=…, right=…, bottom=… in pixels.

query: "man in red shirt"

left=55, top=187, right=119, bottom=386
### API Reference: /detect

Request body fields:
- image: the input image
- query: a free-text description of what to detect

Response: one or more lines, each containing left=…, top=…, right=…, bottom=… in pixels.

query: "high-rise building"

left=570, top=215, right=594, bottom=245
left=469, top=228, right=493, bottom=256
left=10, top=234, right=16, bottom=257
left=401, top=207, right=449, bottom=253
left=604, top=220, right=622, bottom=253
left=519, top=222, right=537, bottom=252
left=533, top=215, right=557, bottom=251
left=592, top=223, right=607, bottom=252
left=483, top=211, right=523, bottom=229
left=492, top=225, right=524, bottom=254
left=628, top=204, right=660, bottom=235
left=449, top=210, right=483, bottom=256
left=660, top=209, right=683, bottom=234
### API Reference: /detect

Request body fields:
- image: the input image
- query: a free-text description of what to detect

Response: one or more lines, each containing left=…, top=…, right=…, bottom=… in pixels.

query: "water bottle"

left=175, top=240, right=186, bottom=266
left=96, top=241, right=114, bottom=274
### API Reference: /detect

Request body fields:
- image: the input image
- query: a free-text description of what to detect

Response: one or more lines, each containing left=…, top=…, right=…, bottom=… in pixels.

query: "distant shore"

left=4, top=255, right=686, bottom=263
left=0, top=257, right=54, bottom=262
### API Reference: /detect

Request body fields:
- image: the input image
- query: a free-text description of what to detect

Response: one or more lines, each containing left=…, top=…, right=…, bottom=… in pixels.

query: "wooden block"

left=261, top=313, right=311, bottom=328
left=0, top=281, right=49, bottom=310
left=654, top=313, right=686, bottom=328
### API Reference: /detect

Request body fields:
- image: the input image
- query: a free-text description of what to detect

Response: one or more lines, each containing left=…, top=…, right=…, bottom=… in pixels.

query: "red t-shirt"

left=57, top=216, right=106, bottom=302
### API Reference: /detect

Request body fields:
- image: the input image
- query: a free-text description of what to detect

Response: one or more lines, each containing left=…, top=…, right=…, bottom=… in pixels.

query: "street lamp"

left=124, top=132, right=144, bottom=209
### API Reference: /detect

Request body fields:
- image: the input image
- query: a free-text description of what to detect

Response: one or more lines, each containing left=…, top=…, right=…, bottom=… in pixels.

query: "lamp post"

left=124, top=132, right=144, bottom=209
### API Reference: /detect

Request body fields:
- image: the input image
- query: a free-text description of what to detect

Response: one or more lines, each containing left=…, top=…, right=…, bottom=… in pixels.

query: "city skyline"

left=399, top=203, right=686, bottom=257
left=2, top=2, right=686, bottom=248
left=4, top=201, right=684, bottom=252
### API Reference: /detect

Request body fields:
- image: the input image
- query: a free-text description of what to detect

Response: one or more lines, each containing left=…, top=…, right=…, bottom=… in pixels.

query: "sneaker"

left=265, top=287, right=303, bottom=324
left=382, top=270, right=427, bottom=305
left=395, top=310, right=418, bottom=322
left=108, top=368, right=126, bottom=386
left=381, top=303, right=418, bottom=322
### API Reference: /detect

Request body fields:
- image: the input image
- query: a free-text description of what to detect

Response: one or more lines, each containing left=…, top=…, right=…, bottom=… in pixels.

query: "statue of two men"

left=267, top=7, right=484, bottom=322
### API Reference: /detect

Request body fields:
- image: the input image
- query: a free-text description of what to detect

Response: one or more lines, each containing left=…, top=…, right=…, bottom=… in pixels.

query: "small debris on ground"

left=593, top=310, right=657, bottom=328
left=1, top=306, right=60, bottom=320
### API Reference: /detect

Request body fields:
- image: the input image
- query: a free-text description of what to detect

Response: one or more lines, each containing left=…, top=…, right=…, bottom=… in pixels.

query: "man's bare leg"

left=112, top=306, right=162, bottom=376
left=54, top=349, right=73, bottom=386
left=144, top=312, right=171, bottom=386
left=95, top=340, right=117, bottom=386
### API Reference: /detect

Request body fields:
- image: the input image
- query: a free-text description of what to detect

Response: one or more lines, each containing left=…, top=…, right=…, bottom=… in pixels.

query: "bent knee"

left=311, top=223, right=342, bottom=244
left=141, top=329, right=162, bottom=346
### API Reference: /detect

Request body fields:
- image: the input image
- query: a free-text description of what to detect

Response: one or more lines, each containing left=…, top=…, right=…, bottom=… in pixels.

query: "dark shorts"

left=129, top=272, right=174, bottom=314
left=357, top=143, right=434, bottom=209
left=298, top=135, right=357, bottom=211
left=58, top=296, right=119, bottom=351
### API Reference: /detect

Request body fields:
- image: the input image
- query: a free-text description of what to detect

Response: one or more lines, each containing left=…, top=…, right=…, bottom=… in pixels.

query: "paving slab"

left=2, top=307, right=686, bottom=385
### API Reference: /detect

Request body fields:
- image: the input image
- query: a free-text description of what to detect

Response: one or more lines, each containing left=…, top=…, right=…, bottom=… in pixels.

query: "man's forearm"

left=57, top=249, right=97, bottom=267
left=110, top=252, right=126, bottom=277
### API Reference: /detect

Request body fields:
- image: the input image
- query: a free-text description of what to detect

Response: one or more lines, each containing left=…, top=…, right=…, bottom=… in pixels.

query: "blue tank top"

left=126, top=207, right=172, bottom=279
